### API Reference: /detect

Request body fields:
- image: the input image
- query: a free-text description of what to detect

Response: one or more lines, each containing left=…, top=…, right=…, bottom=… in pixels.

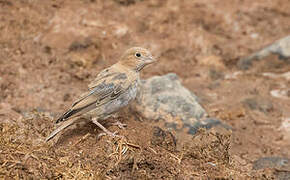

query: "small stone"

left=69, top=38, right=91, bottom=51
left=81, top=19, right=103, bottom=27
left=185, top=118, right=231, bottom=135
left=113, top=0, right=140, bottom=6
left=63, top=93, right=70, bottom=102
left=43, top=46, right=52, bottom=54
left=209, top=68, right=224, bottom=80
left=253, top=157, right=290, bottom=171
left=114, top=24, right=129, bottom=38
left=242, top=97, right=273, bottom=113
left=238, top=35, right=290, bottom=70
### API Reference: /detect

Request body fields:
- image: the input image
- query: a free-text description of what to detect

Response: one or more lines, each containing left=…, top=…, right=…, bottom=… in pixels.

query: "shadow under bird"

left=46, top=47, right=156, bottom=142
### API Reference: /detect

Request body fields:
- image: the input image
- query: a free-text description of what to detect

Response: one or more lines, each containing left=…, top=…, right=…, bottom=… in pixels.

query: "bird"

left=46, top=47, right=155, bottom=142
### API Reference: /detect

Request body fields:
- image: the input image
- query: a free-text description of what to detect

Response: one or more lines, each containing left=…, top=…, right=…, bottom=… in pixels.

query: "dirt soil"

left=1, top=0, right=290, bottom=179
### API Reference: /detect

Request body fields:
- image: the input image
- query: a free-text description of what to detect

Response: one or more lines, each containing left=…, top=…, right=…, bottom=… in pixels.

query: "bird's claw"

left=112, top=121, right=127, bottom=129
left=98, top=130, right=121, bottom=138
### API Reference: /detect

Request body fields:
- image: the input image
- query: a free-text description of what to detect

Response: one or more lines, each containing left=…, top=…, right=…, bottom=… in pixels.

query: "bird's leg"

left=91, top=118, right=119, bottom=137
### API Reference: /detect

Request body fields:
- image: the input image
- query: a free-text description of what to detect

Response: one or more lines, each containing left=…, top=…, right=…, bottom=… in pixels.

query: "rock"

left=262, top=72, right=290, bottom=81
left=242, top=97, right=273, bottom=114
left=184, top=117, right=231, bottom=135
left=209, top=68, right=224, bottom=80
left=270, top=89, right=290, bottom=100
left=280, top=117, right=290, bottom=140
left=253, top=157, right=290, bottom=171
left=253, top=157, right=290, bottom=180
left=68, top=38, right=92, bottom=52
left=238, top=35, right=290, bottom=70
left=135, top=73, right=206, bottom=121
left=134, top=73, right=230, bottom=135
left=225, top=71, right=243, bottom=80
left=113, top=0, right=141, bottom=6
left=80, top=18, right=103, bottom=27
left=113, top=24, right=129, bottom=38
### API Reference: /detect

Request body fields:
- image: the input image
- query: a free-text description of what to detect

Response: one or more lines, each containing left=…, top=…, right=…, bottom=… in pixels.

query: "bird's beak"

left=144, top=56, right=156, bottom=65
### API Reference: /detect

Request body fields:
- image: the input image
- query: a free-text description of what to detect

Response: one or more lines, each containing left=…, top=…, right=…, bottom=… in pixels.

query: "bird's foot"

left=98, top=130, right=120, bottom=138
left=92, top=118, right=122, bottom=138
left=111, top=121, right=127, bottom=129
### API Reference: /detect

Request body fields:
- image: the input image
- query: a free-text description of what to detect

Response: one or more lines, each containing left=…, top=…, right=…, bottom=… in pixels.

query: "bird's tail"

left=46, top=118, right=79, bottom=142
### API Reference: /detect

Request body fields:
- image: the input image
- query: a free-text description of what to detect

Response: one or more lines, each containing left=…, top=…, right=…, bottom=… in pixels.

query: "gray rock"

left=183, top=117, right=231, bottom=135
left=242, top=97, right=273, bottom=114
left=253, top=157, right=290, bottom=180
left=253, top=157, right=290, bottom=170
left=134, top=73, right=230, bottom=135
left=238, top=35, right=290, bottom=70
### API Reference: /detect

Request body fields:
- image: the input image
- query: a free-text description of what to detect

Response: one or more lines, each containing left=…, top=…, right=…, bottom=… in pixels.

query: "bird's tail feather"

left=55, top=109, right=75, bottom=124
left=46, top=118, right=79, bottom=142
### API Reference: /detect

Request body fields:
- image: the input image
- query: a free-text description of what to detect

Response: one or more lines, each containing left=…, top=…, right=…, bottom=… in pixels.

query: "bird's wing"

left=88, top=67, right=118, bottom=89
left=55, top=67, right=130, bottom=124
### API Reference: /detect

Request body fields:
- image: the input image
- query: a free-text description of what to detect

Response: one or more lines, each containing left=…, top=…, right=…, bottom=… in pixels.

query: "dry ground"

left=1, top=0, right=290, bottom=179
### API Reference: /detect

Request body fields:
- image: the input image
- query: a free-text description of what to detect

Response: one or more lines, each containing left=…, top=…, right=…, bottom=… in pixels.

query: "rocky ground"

left=0, top=0, right=290, bottom=179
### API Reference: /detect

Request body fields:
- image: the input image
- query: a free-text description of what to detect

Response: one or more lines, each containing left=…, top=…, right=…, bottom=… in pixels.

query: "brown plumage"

left=46, top=47, right=155, bottom=141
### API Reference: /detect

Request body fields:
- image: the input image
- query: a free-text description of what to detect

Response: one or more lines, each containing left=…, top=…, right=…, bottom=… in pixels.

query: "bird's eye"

left=135, top=52, right=141, bottom=57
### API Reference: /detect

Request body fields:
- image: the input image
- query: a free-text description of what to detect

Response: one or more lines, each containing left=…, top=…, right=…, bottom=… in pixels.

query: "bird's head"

left=119, top=47, right=156, bottom=72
